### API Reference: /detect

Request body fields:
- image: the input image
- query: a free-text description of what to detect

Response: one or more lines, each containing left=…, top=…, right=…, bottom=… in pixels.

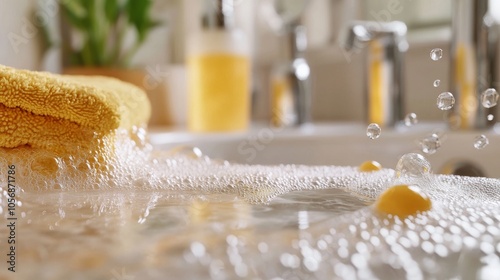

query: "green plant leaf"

left=60, top=0, right=160, bottom=67
left=60, top=0, right=87, bottom=31
left=126, top=0, right=156, bottom=42
left=147, top=19, right=162, bottom=30
left=104, top=0, right=119, bottom=23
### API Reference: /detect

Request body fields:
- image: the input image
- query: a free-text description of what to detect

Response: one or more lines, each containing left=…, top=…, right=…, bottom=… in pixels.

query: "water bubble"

left=430, top=48, right=443, bottom=61
left=404, top=113, right=418, bottom=127
left=437, top=92, right=455, bottom=110
left=474, top=135, right=489, bottom=149
left=395, top=153, right=431, bottom=179
left=419, top=133, right=441, bottom=154
left=366, top=123, right=381, bottom=139
left=487, top=114, right=494, bottom=121
left=131, top=126, right=147, bottom=147
left=481, top=88, right=499, bottom=108
left=433, top=80, right=440, bottom=87
left=31, top=156, right=60, bottom=176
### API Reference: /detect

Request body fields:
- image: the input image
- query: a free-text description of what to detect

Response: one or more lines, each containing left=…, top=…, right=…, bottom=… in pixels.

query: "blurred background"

left=0, top=0, right=453, bottom=127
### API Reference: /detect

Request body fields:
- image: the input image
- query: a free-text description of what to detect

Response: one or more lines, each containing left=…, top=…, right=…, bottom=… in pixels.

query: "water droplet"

left=430, top=48, right=443, bottom=61
left=474, top=135, right=489, bottom=149
left=481, top=88, right=499, bottom=108
left=433, top=79, right=440, bottom=87
left=404, top=113, right=418, bottom=126
left=487, top=114, right=494, bottom=121
left=419, top=133, right=441, bottom=154
left=395, top=153, right=432, bottom=179
left=437, top=92, right=455, bottom=110
left=366, top=123, right=381, bottom=139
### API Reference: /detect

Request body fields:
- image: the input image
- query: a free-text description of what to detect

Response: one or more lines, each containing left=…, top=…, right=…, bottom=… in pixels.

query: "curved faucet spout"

left=340, top=21, right=408, bottom=127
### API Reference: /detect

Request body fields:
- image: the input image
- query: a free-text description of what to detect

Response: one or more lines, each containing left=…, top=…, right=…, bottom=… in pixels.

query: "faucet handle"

left=341, top=21, right=408, bottom=54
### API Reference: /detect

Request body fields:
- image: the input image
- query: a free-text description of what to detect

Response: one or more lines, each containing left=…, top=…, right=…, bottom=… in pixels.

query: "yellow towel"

left=0, top=65, right=151, bottom=152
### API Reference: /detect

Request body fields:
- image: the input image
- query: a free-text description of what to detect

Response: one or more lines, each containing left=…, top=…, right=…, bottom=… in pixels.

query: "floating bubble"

left=433, top=80, right=440, bottom=87
left=437, top=92, right=455, bottom=110
left=404, top=113, right=418, bottom=127
left=395, top=153, right=432, bottom=179
left=474, top=135, right=489, bottom=149
left=481, top=88, right=499, bottom=108
left=419, top=133, right=441, bottom=154
left=430, top=48, right=443, bottom=61
left=366, top=123, right=381, bottom=139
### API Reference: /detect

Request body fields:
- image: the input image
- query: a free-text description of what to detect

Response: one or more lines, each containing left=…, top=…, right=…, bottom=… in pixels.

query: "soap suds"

left=0, top=129, right=499, bottom=279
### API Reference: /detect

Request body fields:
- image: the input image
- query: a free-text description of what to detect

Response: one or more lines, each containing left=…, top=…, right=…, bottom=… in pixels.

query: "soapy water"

left=0, top=129, right=500, bottom=279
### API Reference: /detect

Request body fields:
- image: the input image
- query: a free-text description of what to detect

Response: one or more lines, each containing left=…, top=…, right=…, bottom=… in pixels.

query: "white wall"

left=0, top=0, right=46, bottom=70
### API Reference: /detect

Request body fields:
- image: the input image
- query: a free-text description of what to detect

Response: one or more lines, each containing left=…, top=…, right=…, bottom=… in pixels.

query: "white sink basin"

left=150, top=122, right=500, bottom=178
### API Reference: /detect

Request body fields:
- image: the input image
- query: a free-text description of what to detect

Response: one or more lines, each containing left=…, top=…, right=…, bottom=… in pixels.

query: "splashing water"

left=437, top=92, right=455, bottom=110
left=481, top=88, right=499, bottom=108
left=419, top=133, right=441, bottom=154
left=404, top=113, right=418, bottom=127
left=474, top=135, right=489, bottom=149
left=487, top=114, right=495, bottom=121
left=430, top=48, right=443, bottom=61
left=433, top=79, right=440, bottom=87
left=366, top=123, right=381, bottom=139
left=395, top=153, right=431, bottom=179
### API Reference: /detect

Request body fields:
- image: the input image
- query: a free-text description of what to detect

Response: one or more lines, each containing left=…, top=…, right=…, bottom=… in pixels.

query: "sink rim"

left=149, top=122, right=500, bottom=179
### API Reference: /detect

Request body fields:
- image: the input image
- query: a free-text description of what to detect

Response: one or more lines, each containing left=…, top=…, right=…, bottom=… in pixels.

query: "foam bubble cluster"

left=0, top=129, right=500, bottom=280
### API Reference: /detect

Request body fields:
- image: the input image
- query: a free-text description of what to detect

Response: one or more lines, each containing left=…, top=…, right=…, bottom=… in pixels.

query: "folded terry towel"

left=0, top=65, right=151, bottom=151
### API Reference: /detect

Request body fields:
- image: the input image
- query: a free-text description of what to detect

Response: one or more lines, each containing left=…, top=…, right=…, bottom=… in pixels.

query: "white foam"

left=0, top=129, right=499, bottom=279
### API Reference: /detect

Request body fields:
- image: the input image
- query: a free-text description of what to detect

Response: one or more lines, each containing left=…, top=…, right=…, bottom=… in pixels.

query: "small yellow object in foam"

left=375, top=184, right=432, bottom=218
left=359, top=160, right=382, bottom=172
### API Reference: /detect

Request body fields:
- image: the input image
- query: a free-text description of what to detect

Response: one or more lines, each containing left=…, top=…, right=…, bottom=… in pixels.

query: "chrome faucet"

left=270, top=23, right=311, bottom=127
left=449, top=0, right=500, bottom=130
left=265, top=0, right=311, bottom=127
left=341, top=21, right=408, bottom=127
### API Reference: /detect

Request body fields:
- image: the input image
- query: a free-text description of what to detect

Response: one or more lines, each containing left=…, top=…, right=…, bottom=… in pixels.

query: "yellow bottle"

left=187, top=4, right=250, bottom=132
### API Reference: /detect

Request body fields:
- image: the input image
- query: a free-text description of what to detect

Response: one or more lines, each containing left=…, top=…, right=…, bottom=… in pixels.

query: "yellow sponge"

left=0, top=65, right=151, bottom=151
